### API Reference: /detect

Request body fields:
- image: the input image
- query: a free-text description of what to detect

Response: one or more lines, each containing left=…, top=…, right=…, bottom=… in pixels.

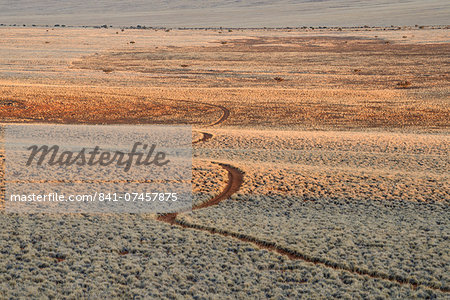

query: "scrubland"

left=0, top=27, right=449, bottom=298
left=2, top=212, right=446, bottom=299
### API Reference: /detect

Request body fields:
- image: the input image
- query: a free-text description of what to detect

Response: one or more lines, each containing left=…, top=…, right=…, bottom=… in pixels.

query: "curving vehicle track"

left=158, top=97, right=230, bottom=128
left=157, top=159, right=448, bottom=293
left=157, top=163, right=244, bottom=224
left=154, top=97, right=449, bottom=294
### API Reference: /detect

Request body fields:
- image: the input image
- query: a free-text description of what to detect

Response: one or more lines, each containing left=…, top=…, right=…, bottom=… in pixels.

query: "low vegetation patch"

left=396, top=80, right=412, bottom=89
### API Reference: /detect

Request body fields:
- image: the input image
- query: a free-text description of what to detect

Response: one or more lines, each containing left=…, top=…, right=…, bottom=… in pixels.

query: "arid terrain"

left=0, top=26, right=449, bottom=298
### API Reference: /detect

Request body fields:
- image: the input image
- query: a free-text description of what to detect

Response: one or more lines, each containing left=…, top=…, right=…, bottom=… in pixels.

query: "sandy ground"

left=0, top=27, right=449, bottom=298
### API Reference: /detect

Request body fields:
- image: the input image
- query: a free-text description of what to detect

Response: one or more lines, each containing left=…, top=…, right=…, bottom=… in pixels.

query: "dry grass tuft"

left=0, top=99, right=24, bottom=107
left=396, top=80, right=412, bottom=89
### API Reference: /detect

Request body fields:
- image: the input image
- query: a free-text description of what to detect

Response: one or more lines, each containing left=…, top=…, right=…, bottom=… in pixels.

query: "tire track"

left=2, top=91, right=446, bottom=292
left=158, top=97, right=230, bottom=127
left=194, top=162, right=243, bottom=210
left=3, top=91, right=445, bottom=292
left=157, top=162, right=244, bottom=224
left=174, top=219, right=449, bottom=293
left=157, top=97, right=232, bottom=223
left=157, top=163, right=449, bottom=293
left=156, top=97, right=449, bottom=293
left=157, top=97, right=229, bottom=145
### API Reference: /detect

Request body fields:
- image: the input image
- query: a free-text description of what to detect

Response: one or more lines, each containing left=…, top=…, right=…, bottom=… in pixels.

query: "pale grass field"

left=0, top=27, right=449, bottom=298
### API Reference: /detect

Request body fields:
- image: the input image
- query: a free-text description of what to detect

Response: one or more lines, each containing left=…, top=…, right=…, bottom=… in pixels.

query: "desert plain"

left=0, top=26, right=449, bottom=298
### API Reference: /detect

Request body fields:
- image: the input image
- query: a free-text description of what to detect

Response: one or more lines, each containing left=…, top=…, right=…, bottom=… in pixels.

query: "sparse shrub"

left=102, top=68, right=113, bottom=73
left=396, top=80, right=412, bottom=88
left=221, top=41, right=227, bottom=45
left=118, top=248, right=129, bottom=255
left=274, top=77, right=284, bottom=82
left=129, top=41, right=135, bottom=44
left=0, top=99, right=23, bottom=107
left=180, top=64, right=189, bottom=68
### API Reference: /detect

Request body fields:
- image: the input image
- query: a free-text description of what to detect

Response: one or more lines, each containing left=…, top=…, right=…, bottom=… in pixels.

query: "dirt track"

left=159, top=98, right=230, bottom=127
left=157, top=160, right=448, bottom=293
left=175, top=219, right=449, bottom=293
left=157, top=97, right=449, bottom=293
left=157, top=162, right=244, bottom=224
